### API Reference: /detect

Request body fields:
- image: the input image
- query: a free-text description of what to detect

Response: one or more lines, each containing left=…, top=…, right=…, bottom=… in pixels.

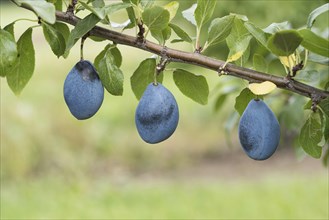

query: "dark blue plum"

left=64, top=60, right=104, bottom=120
left=135, top=83, right=179, bottom=144
left=238, top=99, right=280, bottom=160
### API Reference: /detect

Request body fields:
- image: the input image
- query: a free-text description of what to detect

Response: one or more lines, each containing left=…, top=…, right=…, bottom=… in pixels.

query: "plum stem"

left=153, top=70, right=158, bottom=86
left=155, top=56, right=169, bottom=85
left=80, top=34, right=88, bottom=61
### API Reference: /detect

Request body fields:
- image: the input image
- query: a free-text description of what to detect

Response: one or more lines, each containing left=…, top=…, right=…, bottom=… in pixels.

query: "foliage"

left=1, top=0, right=328, bottom=162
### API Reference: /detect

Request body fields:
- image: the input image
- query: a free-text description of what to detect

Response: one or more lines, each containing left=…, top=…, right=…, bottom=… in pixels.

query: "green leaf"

left=299, top=112, right=323, bottom=158
left=79, top=1, right=106, bottom=19
left=130, top=58, right=163, bottom=100
left=164, top=1, right=179, bottom=21
left=89, top=36, right=107, bottom=42
left=214, top=94, right=227, bottom=112
left=230, top=13, right=248, bottom=22
left=206, top=15, right=235, bottom=47
left=304, top=100, right=312, bottom=110
left=80, top=2, right=131, bottom=23
left=169, top=23, right=192, bottom=43
left=41, top=22, right=66, bottom=58
left=140, top=0, right=155, bottom=8
left=46, top=0, right=63, bottom=11
left=319, top=97, right=329, bottom=119
left=226, top=19, right=248, bottom=46
left=142, top=6, right=170, bottom=32
left=294, top=70, right=319, bottom=83
left=253, top=54, right=268, bottom=73
left=263, top=21, right=291, bottom=34
left=307, top=3, right=329, bottom=28
left=319, top=97, right=329, bottom=143
left=227, top=36, right=252, bottom=63
left=95, top=44, right=122, bottom=69
left=226, top=18, right=252, bottom=64
left=319, top=111, right=329, bottom=144
left=92, top=0, right=105, bottom=8
left=110, top=47, right=122, bottom=68
left=194, top=0, right=216, bottom=29
left=51, top=22, right=70, bottom=58
left=104, top=2, right=131, bottom=16
left=19, top=0, right=56, bottom=24
left=52, top=22, right=70, bottom=45
left=241, top=44, right=251, bottom=65
left=182, top=4, right=197, bottom=26
left=122, top=0, right=137, bottom=29
left=171, top=39, right=184, bottom=43
left=299, top=29, right=329, bottom=58
left=234, top=88, right=258, bottom=116
left=267, top=30, right=303, bottom=56
left=6, top=28, right=35, bottom=95
left=127, top=0, right=140, bottom=5
left=54, top=0, right=62, bottom=11
left=173, top=69, right=209, bottom=105
left=95, top=47, right=124, bottom=96
left=65, top=13, right=101, bottom=55
left=4, top=22, right=15, bottom=37
left=151, top=26, right=171, bottom=45
left=244, top=22, right=268, bottom=48
left=308, top=53, right=329, bottom=66
left=0, top=29, right=18, bottom=77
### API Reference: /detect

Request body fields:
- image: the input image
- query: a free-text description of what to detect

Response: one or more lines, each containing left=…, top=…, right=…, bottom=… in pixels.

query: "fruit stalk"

left=80, top=34, right=88, bottom=61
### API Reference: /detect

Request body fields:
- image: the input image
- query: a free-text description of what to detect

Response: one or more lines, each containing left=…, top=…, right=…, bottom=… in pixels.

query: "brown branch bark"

left=54, top=11, right=328, bottom=101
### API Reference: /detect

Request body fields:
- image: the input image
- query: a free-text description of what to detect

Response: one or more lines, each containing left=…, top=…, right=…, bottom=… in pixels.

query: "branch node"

left=218, top=65, right=229, bottom=76
left=137, top=21, right=145, bottom=44
left=155, top=47, right=170, bottom=75
left=311, top=93, right=322, bottom=112
left=160, top=46, right=170, bottom=59
left=194, top=46, right=203, bottom=54
left=284, top=76, right=294, bottom=89
left=292, top=61, right=304, bottom=77
left=66, top=0, right=78, bottom=15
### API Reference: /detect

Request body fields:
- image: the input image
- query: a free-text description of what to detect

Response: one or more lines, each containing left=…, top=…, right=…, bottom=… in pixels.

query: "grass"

left=1, top=175, right=328, bottom=219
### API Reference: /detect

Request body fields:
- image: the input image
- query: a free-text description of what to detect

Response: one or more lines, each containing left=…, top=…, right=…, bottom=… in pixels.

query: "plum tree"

left=64, top=60, right=104, bottom=120
left=239, top=99, right=280, bottom=160
left=1, top=0, right=328, bottom=162
left=135, top=83, right=179, bottom=144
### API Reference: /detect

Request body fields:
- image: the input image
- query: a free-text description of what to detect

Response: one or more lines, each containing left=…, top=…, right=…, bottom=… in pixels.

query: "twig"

left=66, top=0, right=78, bottom=15
left=35, top=10, right=329, bottom=101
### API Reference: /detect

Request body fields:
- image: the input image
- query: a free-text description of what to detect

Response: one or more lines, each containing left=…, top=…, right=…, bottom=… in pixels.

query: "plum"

left=135, top=83, right=179, bottom=144
left=238, top=99, right=280, bottom=160
left=64, top=60, right=104, bottom=120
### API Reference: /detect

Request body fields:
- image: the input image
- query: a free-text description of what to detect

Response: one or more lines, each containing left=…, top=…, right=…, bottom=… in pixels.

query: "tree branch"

left=55, top=10, right=328, bottom=100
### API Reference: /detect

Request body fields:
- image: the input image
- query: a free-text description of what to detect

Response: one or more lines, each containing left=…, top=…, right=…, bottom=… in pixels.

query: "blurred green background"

left=1, top=0, right=328, bottom=219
